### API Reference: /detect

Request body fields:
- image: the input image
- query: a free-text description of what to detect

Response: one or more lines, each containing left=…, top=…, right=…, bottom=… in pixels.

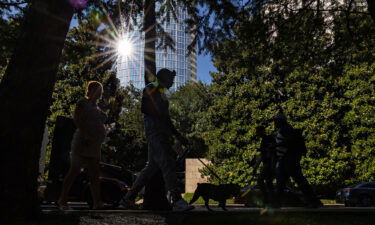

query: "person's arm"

left=251, top=152, right=262, bottom=177
left=166, top=115, right=189, bottom=145
left=73, top=99, right=85, bottom=129
left=166, top=115, right=180, bottom=137
left=75, top=100, right=106, bottom=143
left=141, top=85, right=161, bottom=117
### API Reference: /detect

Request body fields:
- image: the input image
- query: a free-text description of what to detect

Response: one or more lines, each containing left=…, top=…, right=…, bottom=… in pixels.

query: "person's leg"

left=123, top=141, right=158, bottom=202
left=265, top=175, right=274, bottom=205
left=289, top=157, right=321, bottom=206
left=58, top=155, right=82, bottom=207
left=275, top=157, right=289, bottom=206
left=149, top=134, right=180, bottom=203
left=85, top=157, right=102, bottom=209
left=257, top=168, right=267, bottom=205
left=263, top=166, right=274, bottom=205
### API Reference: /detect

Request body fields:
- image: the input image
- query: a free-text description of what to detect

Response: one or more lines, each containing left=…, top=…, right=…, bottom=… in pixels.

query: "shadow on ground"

left=20, top=210, right=375, bottom=225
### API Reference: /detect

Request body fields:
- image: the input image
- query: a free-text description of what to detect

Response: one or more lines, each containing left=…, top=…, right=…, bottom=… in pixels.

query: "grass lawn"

left=184, top=193, right=336, bottom=205
left=321, top=199, right=337, bottom=204
left=183, top=193, right=235, bottom=205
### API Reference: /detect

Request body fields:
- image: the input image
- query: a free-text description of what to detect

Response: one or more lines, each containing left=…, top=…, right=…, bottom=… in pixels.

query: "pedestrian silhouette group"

left=57, top=68, right=322, bottom=211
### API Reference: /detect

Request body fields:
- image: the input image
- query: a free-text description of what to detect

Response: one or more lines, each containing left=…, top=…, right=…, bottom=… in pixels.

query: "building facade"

left=117, top=7, right=197, bottom=91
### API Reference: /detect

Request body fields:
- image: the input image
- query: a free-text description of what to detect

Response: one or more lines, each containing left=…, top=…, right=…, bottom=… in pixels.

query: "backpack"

left=291, top=129, right=307, bottom=156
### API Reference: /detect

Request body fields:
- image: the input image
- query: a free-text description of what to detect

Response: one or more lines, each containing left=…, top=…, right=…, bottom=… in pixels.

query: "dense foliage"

left=1, top=1, right=373, bottom=198
left=169, top=81, right=213, bottom=159
left=41, top=1, right=375, bottom=196
left=203, top=2, right=375, bottom=195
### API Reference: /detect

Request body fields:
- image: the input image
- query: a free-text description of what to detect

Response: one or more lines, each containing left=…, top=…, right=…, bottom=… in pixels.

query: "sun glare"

left=117, top=38, right=133, bottom=57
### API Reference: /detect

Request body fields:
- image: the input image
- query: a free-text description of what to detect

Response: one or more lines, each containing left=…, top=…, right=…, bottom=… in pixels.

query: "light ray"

left=100, top=4, right=120, bottom=38
left=144, top=54, right=156, bottom=62
left=94, top=54, right=117, bottom=70
left=87, top=49, right=118, bottom=59
left=144, top=36, right=158, bottom=44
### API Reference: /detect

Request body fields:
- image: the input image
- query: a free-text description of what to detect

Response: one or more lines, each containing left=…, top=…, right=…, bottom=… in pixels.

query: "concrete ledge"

left=42, top=205, right=375, bottom=215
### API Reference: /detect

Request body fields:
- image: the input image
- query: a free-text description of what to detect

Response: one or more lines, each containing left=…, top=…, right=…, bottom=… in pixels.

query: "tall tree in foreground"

left=0, top=0, right=75, bottom=221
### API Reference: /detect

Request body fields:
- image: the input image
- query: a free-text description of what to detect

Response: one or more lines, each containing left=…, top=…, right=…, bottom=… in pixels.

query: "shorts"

left=70, top=152, right=99, bottom=168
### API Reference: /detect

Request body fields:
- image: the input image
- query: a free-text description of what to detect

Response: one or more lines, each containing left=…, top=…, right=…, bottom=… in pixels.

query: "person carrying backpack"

left=273, top=113, right=322, bottom=208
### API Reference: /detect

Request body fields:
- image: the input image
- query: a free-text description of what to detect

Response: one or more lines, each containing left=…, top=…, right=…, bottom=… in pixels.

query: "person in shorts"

left=57, top=81, right=107, bottom=210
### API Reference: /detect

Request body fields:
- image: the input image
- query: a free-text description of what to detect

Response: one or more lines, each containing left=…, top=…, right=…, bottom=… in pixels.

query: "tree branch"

left=0, top=1, right=27, bottom=6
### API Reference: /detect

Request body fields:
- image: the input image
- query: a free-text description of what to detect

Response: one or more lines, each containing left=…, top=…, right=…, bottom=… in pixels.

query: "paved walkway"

left=42, top=203, right=375, bottom=215
left=34, top=203, right=375, bottom=225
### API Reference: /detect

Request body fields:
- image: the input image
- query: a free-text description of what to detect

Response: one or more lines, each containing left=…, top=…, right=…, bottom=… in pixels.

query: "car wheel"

left=359, top=195, right=372, bottom=207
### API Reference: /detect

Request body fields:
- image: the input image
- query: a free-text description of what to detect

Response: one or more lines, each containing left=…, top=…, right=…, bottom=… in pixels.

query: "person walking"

left=253, top=125, right=276, bottom=206
left=57, top=81, right=107, bottom=210
left=120, top=68, right=194, bottom=211
left=273, top=113, right=322, bottom=208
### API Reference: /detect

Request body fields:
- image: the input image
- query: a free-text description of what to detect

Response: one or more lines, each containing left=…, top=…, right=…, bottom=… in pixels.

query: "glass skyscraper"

left=117, top=7, right=197, bottom=91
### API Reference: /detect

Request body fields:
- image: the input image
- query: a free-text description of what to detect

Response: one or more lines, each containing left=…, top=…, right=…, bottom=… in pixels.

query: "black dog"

left=189, top=183, right=240, bottom=211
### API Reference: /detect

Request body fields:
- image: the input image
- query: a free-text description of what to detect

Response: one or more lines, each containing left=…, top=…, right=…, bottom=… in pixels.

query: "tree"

left=0, top=0, right=75, bottom=220
left=169, top=81, right=213, bottom=158
left=102, top=85, right=147, bottom=172
left=204, top=0, right=375, bottom=196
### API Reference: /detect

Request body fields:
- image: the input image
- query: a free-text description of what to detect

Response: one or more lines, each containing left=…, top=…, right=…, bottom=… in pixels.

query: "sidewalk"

left=36, top=206, right=375, bottom=225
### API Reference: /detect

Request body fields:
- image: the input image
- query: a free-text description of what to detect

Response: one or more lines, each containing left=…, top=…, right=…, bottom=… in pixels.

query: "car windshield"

left=352, top=182, right=373, bottom=188
left=350, top=183, right=360, bottom=188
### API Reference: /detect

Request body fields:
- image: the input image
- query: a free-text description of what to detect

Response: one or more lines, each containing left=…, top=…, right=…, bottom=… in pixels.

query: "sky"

left=197, top=53, right=216, bottom=84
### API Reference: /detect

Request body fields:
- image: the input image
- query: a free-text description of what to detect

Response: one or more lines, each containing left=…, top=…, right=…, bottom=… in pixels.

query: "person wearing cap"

left=273, top=113, right=322, bottom=208
left=120, top=68, right=194, bottom=211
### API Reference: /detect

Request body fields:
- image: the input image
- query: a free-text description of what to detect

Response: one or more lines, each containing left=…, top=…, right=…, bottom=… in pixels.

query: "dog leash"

left=174, top=140, right=225, bottom=184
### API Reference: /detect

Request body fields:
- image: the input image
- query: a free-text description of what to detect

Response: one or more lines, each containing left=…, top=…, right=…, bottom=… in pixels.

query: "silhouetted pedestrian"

left=58, top=81, right=107, bottom=210
left=273, top=113, right=322, bottom=208
left=253, top=125, right=276, bottom=206
left=120, top=69, right=194, bottom=211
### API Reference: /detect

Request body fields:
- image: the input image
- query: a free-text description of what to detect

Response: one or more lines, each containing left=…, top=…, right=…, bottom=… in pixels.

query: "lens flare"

left=69, top=0, right=89, bottom=9
left=117, top=38, right=133, bottom=57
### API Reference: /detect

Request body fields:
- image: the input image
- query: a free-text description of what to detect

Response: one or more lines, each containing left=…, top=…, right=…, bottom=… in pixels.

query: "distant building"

left=185, top=158, right=209, bottom=193
left=117, top=6, right=197, bottom=91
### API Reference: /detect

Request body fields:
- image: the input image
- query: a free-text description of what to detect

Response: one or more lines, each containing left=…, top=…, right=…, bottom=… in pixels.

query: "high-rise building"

left=116, top=7, right=197, bottom=91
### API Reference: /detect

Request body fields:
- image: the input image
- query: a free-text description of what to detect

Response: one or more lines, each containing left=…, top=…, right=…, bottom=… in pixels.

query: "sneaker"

left=172, top=199, right=195, bottom=212
left=119, top=199, right=137, bottom=210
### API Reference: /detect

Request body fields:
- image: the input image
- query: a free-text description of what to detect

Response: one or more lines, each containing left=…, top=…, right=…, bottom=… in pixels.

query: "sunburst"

left=117, top=36, right=133, bottom=58
left=85, top=3, right=147, bottom=71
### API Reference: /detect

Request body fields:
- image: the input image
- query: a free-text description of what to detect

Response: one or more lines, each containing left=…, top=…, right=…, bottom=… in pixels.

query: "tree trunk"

left=142, top=0, right=171, bottom=210
left=143, top=0, right=156, bottom=85
left=0, top=0, right=74, bottom=221
left=367, top=0, right=375, bottom=24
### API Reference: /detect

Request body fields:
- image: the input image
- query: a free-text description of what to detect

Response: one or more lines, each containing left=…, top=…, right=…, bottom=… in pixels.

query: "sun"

left=117, top=38, right=133, bottom=57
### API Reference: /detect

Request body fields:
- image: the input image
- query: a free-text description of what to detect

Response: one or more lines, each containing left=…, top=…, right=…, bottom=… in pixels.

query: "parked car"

left=336, top=181, right=375, bottom=207
left=43, top=163, right=133, bottom=209
left=234, top=184, right=305, bottom=207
